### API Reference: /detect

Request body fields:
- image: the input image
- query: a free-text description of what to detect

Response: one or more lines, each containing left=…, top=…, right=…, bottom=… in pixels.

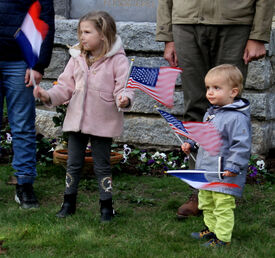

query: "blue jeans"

left=0, top=61, right=36, bottom=184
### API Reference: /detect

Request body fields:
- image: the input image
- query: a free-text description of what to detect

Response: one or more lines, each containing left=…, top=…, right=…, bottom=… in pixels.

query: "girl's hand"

left=118, top=95, right=130, bottom=108
left=181, top=142, right=191, bottom=155
left=33, top=85, right=50, bottom=103
left=222, top=170, right=237, bottom=177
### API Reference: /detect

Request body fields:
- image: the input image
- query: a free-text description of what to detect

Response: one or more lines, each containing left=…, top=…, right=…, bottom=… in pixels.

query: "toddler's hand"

left=181, top=142, right=191, bottom=155
left=118, top=95, right=130, bottom=108
left=33, top=85, right=50, bottom=103
left=222, top=170, right=237, bottom=177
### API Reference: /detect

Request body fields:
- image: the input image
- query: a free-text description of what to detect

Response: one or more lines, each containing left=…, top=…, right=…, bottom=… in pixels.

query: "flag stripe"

left=21, top=13, right=43, bottom=56
left=157, top=109, right=222, bottom=155
left=28, top=1, right=48, bottom=39
left=15, top=30, right=39, bottom=68
left=127, top=66, right=182, bottom=108
left=167, top=171, right=240, bottom=190
left=14, top=0, right=48, bottom=68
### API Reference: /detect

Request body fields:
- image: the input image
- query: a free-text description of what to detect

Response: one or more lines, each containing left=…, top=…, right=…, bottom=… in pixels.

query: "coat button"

left=199, top=16, right=205, bottom=21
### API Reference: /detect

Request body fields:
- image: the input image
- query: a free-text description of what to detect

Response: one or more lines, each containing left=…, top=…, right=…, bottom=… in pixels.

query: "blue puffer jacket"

left=191, top=98, right=251, bottom=197
left=0, top=0, right=55, bottom=74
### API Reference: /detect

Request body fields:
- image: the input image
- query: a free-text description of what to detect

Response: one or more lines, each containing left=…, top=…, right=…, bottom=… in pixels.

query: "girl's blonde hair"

left=77, top=11, right=116, bottom=65
left=205, top=64, right=244, bottom=95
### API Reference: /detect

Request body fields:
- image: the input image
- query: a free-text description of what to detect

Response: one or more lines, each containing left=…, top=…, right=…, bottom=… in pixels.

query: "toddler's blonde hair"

left=205, top=64, right=244, bottom=95
left=77, top=11, right=116, bottom=65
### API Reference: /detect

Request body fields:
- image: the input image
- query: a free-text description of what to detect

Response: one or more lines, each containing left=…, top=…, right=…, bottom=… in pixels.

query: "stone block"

left=35, top=108, right=62, bottom=139
left=117, top=22, right=163, bottom=52
left=243, top=92, right=275, bottom=120
left=245, top=59, right=272, bottom=90
left=55, top=19, right=163, bottom=53
left=55, top=19, right=78, bottom=46
left=115, top=115, right=180, bottom=147
left=130, top=90, right=184, bottom=115
left=44, top=49, right=69, bottom=79
left=70, top=0, right=158, bottom=22
left=251, top=120, right=273, bottom=154
left=54, top=0, right=70, bottom=18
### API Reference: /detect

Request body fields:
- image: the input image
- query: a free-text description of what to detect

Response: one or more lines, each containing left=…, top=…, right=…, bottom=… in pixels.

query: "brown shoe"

left=177, top=193, right=202, bottom=218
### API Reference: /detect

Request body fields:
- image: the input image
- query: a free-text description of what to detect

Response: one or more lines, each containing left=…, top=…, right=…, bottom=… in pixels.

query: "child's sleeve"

left=113, top=55, right=135, bottom=111
left=46, top=57, right=76, bottom=107
left=224, top=115, right=251, bottom=174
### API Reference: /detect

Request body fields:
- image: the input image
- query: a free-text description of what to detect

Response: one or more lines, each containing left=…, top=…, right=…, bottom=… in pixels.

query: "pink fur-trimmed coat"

left=47, top=36, right=135, bottom=138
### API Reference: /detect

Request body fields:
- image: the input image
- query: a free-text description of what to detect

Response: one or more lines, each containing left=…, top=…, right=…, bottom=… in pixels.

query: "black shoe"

left=100, top=198, right=115, bottom=222
left=15, top=183, right=39, bottom=209
left=56, top=194, right=77, bottom=218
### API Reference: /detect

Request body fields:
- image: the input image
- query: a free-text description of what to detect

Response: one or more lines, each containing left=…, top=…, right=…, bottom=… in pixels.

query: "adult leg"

left=1, top=61, right=39, bottom=209
left=0, top=71, right=4, bottom=157
left=213, top=25, right=250, bottom=81
left=173, top=25, right=211, bottom=216
left=173, top=24, right=210, bottom=122
left=3, top=61, right=36, bottom=184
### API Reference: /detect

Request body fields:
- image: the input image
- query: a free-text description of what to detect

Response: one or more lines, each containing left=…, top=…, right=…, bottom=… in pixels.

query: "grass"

left=0, top=164, right=274, bottom=257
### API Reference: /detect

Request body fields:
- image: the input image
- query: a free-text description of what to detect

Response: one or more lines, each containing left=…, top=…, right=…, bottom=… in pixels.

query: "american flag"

left=126, top=66, right=182, bottom=108
left=157, top=109, right=189, bottom=135
left=157, top=109, right=222, bottom=155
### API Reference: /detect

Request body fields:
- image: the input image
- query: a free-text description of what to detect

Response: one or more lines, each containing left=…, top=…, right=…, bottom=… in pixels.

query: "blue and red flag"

left=166, top=170, right=240, bottom=190
left=14, top=1, right=49, bottom=68
left=126, top=66, right=182, bottom=108
left=157, top=109, right=222, bottom=155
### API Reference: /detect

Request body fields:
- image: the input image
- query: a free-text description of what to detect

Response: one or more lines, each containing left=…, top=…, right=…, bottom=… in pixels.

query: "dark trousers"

left=173, top=24, right=250, bottom=122
left=65, top=132, right=112, bottom=200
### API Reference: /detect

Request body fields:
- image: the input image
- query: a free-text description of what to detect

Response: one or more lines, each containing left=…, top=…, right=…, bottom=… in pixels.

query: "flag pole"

left=30, top=68, right=37, bottom=88
left=166, top=170, right=224, bottom=174
left=155, top=106, right=196, bottom=162
left=123, top=58, right=135, bottom=95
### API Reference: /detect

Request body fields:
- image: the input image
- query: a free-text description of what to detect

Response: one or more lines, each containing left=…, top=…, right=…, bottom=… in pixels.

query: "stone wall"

left=36, top=5, right=275, bottom=155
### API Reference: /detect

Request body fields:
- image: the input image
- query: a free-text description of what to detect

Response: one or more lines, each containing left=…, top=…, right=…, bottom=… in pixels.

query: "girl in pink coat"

left=34, top=11, right=134, bottom=222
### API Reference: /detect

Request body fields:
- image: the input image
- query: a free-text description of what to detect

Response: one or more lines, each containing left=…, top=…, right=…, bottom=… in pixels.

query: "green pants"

left=198, top=190, right=236, bottom=242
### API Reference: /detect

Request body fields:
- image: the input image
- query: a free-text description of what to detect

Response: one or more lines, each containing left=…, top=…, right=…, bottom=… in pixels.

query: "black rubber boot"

left=100, top=198, right=115, bottom=222
left=56, top=194, right=77, bottom=218
left=15, top=183, right=39, bottom=209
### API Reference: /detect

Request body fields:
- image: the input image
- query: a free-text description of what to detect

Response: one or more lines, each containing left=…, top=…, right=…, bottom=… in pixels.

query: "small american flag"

left=126, top=66, right=182, bottom=108
left=157, top=109, right=189, bottom=135
left=157, top=109, right=222, bottom=155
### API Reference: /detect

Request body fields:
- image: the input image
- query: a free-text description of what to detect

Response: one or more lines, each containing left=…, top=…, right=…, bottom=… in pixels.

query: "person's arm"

left=46, top=57, right=76, bottom=106
left=113, top=55, right=135, bottom=110
left=243, top=39, right=266, bottom=65
left=164, top=41, right=178, bottom=67
left=25, top=69, right=43, bottom=87
left=243, top=0, right=274, bottom=64
left=223, top=115, right=251, bottom=175
left=156, top=0, right=173, bottom=42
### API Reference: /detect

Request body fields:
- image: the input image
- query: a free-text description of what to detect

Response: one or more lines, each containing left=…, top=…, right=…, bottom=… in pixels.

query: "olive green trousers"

left=173, top=24, right=250, bottom=122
